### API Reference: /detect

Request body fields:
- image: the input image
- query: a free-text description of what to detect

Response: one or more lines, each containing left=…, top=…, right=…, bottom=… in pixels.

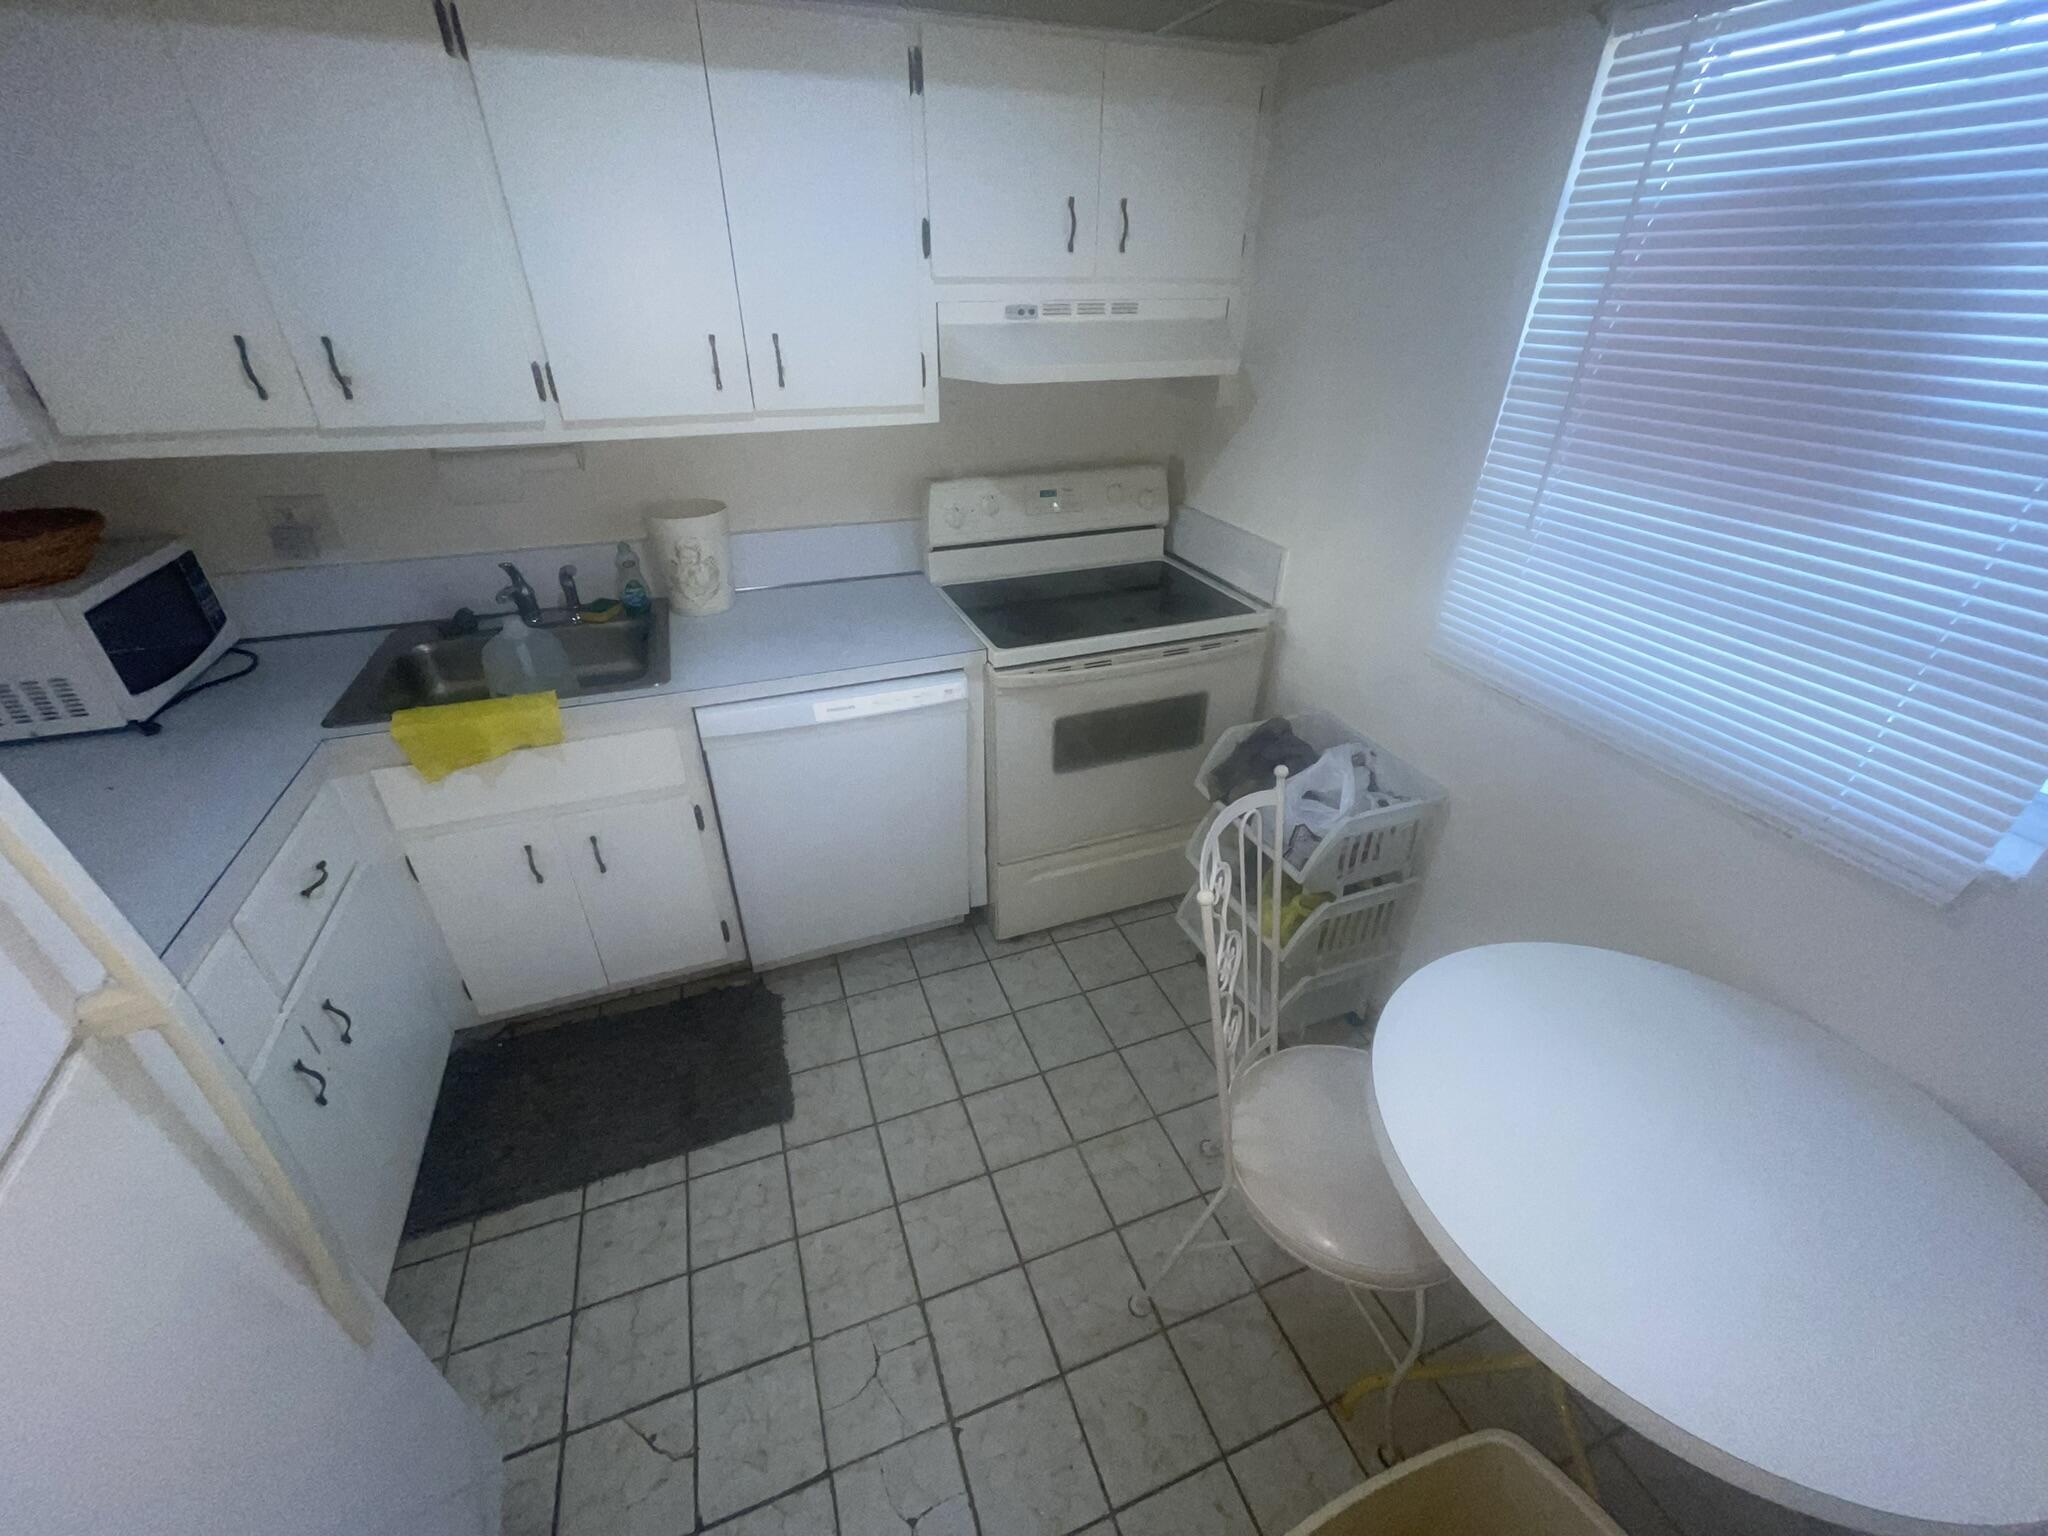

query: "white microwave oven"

left=0, top=537, right=239, bottom=740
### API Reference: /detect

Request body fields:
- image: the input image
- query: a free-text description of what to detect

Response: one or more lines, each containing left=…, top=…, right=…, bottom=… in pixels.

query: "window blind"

left=1435, top=0, right=2048, bottom=902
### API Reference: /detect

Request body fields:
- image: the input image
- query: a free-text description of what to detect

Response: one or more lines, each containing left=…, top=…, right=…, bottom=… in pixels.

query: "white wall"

left=1185, top=0, right=2048, bottom=1190
left=0, top=376, right=1214, bottom=572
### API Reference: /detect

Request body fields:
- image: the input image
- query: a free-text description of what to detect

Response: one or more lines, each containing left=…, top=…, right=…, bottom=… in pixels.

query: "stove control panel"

left=925, top=464, right=1169, bottom=550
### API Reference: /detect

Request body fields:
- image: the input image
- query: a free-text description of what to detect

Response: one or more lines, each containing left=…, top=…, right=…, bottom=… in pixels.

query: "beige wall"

left=2, top=377, right=1215, bottom=572
left=1185, top=0, right=2048, bottom=1188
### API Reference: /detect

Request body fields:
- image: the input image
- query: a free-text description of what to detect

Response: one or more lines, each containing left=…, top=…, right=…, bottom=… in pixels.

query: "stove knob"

left=1106, top=480, right=1126, bottom=505
left=1136, top=487, right=1160, bottom=511
left=944, top=506, right=965, bottom=529
left=978, top=494, right=1000, bottom=519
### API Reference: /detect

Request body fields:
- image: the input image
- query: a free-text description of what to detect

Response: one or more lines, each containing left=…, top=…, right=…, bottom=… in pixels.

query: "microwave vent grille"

left=1, top=678, right=89, bottom=725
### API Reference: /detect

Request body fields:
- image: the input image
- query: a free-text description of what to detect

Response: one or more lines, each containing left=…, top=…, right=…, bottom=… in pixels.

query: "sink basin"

left=322, top=610, right=668, bottom=727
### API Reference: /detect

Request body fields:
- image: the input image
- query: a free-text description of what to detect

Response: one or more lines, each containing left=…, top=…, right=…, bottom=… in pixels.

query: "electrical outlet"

left=259, top=493, right=337, bottom=562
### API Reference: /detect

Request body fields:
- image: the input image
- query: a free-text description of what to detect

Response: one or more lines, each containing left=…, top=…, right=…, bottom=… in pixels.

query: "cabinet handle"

left=707, top=334, right=723, bottom=392
left=320, top=336, right=354, bottom=401
left=1067, top=195, right=1077, bottom=254
left=447, top=0, right=468, bottom=58
left=772, top=332, right=785, bottom=389
left=531, top=361, right=547, bottom=402
left=430, top=0, right=455, bottom=54
left=588, top=835, right=607, bottom=875
left=233, top=334, right=270, bottom=401
left=524, top=843, right=543, bottom=884
left=299, top=859, right=329, bottom=899
left=321, top=999, right=354, bottom=1045
left=292, top=1059, right=329, bottom=1106
left=1119, top=197, right=1130, bottom=255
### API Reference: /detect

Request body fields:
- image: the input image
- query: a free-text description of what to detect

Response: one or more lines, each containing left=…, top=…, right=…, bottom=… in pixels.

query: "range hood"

left=938, top=297, right=1238, bottom=385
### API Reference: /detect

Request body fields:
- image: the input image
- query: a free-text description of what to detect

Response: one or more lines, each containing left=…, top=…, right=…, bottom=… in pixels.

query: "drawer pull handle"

left=524, top=843, right=543, bottom=884
left=234, top=334, right=270, bottom=401
left=292, top=1059, right=329, bottom=1106
left=320, top=335, right=354, bottom=401
left=321, top=999, right=353, bottom=1044
left=1067, top=194, right=1077, bottom=254
left=299, top=859, right=330, bottom=899
left=589, top=835, right=607, bottom=875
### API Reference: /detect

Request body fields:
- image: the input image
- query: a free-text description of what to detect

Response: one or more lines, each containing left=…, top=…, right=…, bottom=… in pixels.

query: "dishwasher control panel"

left=812, top=677, right=965, bottom=723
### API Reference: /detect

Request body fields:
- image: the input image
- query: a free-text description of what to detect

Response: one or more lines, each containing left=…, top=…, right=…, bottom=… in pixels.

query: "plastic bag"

left=1274, top=744, right=1406, bottom=863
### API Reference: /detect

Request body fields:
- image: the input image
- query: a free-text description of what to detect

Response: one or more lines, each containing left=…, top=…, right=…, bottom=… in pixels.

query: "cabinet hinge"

left=720, top=918, right=731, bottom=944
left=693, top=803, right=706, bottom=832
left=430, top=0, right=456, bottom=56
left=908, top=44, right=922, bottom=95
left=404, top=855, right=418, bottom=883
left=921, top=217, right=930, bottom=259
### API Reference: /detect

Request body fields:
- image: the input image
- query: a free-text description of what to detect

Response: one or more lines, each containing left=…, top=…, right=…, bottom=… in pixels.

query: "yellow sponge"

left=390, top=692, right=564, bottom=783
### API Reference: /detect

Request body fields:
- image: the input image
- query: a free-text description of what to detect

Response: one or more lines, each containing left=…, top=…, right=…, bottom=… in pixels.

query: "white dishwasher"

left=697, top=671, right=972, bottom=969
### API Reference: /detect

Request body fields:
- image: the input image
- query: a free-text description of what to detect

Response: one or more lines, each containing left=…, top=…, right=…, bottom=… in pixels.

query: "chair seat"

left=1230, top=1045, right=1449, bottom=1291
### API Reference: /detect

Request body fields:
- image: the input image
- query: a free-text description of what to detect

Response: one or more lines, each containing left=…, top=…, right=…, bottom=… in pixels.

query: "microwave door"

left=78, top=549, right=238, bottom=719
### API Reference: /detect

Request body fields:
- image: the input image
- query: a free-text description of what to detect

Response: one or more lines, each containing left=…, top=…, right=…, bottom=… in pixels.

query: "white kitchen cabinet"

left=0, top=3, right=314, bottom=439
left=252, top=859, right=464, bottom=1282
left=700, top=1, right=926, bottom=415
left=559, top=796, right=732, bottom=988
left=460, top=0, right=752, bottom=424
left=921, top=24, right=1104, bottom=282
left=405, top=817, right=605, bottom=1018
left=232, top=783, right=364, bottom=995
left=1098, top=43, right=1264, bottom=284
left=164, top=0, right=548, bottom=432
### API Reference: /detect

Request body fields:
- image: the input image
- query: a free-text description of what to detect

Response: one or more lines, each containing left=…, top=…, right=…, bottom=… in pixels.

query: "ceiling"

left=865, top=0, right=1395, bottom=45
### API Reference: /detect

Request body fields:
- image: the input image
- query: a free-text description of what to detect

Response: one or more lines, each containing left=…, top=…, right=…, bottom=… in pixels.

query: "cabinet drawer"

left=234, top=786, right=363, bottom=994
left=187, top=930, right=281, bottom=1074
left=374, top=728, right=692, bottom=832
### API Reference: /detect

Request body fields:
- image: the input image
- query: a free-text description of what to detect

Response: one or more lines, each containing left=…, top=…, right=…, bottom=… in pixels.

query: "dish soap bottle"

left=615, top=541, right=651, bottom=617
left=481, top=616, right=575, bottom=697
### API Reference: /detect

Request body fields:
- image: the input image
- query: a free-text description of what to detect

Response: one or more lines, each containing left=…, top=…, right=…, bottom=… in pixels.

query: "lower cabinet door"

left=556, top=796, right=731, bottom=988
left=250, top=1019, right=384, bottom=1275
left=406, top=817, right=605, bottom=1018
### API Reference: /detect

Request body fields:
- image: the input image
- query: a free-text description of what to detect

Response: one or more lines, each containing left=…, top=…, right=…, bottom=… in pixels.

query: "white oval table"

left=1369, top=943, right=2048, bottom=1536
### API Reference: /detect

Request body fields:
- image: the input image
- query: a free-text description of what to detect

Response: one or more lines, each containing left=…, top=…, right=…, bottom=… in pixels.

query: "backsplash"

left=0, top=378, right=1213, bottom=575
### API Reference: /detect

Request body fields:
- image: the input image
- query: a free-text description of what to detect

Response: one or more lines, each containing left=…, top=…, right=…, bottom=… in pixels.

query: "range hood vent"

left=938, top=297, right=1238, bottom=385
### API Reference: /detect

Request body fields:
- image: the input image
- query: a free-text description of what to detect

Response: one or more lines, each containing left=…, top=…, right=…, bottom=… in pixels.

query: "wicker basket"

left=0, top=508, right=105, bottom=591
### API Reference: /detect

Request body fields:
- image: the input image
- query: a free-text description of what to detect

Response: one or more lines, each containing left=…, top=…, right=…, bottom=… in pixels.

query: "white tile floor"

left=389, top=905, right=1864, bottom=1536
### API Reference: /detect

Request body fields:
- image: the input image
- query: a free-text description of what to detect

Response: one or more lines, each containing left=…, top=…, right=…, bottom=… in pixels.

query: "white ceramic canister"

left=646, top=499, right=733, bottom=616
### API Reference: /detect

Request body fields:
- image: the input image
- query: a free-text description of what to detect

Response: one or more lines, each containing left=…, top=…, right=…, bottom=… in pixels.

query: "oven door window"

left=1052, top=692, right=1209, bottom=773
left=83, top=552, right=226, bottom=694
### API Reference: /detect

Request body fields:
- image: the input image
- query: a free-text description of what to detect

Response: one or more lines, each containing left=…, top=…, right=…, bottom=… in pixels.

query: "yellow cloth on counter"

left=390, top=693, right=563, bottom=782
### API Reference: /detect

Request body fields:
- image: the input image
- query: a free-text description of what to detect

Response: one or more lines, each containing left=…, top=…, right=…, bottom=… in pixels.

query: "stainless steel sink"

left=322, top=609, right=668, bottom=727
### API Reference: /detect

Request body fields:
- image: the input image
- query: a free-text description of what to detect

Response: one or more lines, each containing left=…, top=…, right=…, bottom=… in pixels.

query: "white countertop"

left=0, top=573, right=978, bottom=957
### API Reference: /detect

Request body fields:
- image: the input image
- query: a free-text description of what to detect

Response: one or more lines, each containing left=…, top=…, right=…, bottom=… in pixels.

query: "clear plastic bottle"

left=616, top=541, right=651, bottom=617
left=481, top=617, right=575, bottom=697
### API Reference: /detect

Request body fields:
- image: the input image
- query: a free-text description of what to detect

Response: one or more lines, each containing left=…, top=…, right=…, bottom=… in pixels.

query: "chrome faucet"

left=558, top=563, right=582, bottom=621
left=495, top=562, right=545, bottom=627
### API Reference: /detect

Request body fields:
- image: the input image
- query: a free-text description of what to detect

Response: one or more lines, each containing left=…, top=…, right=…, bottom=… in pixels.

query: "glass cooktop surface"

left=943, top=561, right=1256, bottom=651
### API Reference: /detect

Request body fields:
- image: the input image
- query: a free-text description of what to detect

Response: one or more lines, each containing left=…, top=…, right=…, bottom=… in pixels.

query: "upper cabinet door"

left=0, top=5, right=313, bottom=439
left=1098, top=44, right=1264, bottom=285
left=460, top=0, right=751, bottom=424
left=921, top=24, right=1104, bottom=283
left=700, top=2, right=926, bottom=415
left=165, top=0, right=547, bottom=431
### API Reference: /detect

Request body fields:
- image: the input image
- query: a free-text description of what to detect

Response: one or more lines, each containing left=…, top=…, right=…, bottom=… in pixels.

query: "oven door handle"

left=990, top=631, right=1266, bottom=692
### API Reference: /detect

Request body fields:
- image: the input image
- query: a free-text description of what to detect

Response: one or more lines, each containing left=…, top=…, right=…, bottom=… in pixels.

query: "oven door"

left=989, top=630, right=1266, bottom=863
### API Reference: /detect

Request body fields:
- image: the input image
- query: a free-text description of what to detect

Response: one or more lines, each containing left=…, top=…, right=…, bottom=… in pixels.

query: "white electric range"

left=927, top=464, right=1273, bottom=939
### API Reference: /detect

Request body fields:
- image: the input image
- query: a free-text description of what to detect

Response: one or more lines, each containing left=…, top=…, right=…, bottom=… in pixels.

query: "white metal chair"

left=1130, top=770, right=1449, bottom=1462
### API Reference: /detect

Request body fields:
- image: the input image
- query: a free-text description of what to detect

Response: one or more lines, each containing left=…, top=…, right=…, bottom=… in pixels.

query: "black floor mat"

left=403, top=982, right=790, bottom=1237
